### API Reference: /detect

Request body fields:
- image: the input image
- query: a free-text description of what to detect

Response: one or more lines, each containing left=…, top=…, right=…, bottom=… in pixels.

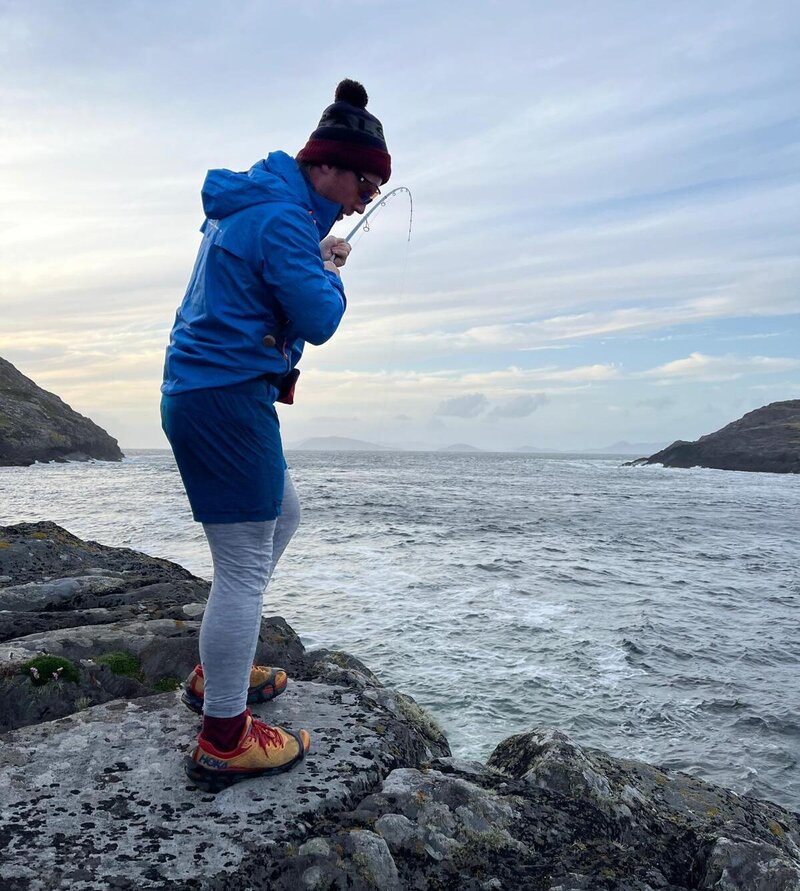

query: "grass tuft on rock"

left=96, top=651, right=144, bottom=681
left=395, top=692, right=447, bottom=745
left=20, top=655, right=80, bottom=686
left=153, top=676, right=181, bottom=692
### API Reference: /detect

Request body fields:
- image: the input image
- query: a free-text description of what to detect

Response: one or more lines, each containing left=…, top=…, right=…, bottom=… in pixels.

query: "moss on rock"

left=20, top=655, right=80, bottom=686
left=96, top=651, right=144, bottom=681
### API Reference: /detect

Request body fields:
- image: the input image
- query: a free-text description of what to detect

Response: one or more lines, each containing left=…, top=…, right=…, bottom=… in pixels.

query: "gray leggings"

left=199, top=470, right=301, bottom=717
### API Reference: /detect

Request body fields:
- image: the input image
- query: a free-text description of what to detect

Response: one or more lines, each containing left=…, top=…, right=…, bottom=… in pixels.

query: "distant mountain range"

left=287, top=438, right=670, bottom=455
left=286, top=437, right=676, bottom=454
left=289, top=439, right=487, bottom=453
left=288, top=436, right=391, bottom=451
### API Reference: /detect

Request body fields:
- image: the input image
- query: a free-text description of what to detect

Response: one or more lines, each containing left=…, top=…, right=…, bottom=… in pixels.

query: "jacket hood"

left=200, top=151, right=342, bottom=237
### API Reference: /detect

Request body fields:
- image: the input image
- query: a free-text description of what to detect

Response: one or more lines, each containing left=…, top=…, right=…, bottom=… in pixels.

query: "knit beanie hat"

left=296, top=79, right=391, bottom=184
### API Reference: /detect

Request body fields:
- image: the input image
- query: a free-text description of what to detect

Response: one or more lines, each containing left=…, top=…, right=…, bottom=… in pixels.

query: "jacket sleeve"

left=260, top=206, right=347, bottom=346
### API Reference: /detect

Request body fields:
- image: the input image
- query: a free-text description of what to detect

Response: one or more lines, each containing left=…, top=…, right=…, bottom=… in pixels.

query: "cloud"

left=3, top=2, right=799, bottom=448
left=490, top=394, right=549, bottom=418
left=434, top=393, right=489, bottom=418
left=542, top=364, right=620, bottom=382
left=642, top=353, right=800, bottom=382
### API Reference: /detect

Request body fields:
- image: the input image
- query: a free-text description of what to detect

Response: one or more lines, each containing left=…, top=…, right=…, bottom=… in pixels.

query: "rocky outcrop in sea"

left=1, top=522, right=798, bottom=890
left=629, top=400, right=800, bottom=474
left=0, top=356, right=123, bottom=466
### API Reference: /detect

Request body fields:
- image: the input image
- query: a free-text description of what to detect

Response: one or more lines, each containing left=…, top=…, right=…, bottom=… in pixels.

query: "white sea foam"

left=1, top=449, right=798, bottom=810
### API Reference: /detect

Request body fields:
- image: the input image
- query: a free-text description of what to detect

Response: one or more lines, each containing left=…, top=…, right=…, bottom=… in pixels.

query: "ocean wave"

left=2, top=449, right=798, bottom=811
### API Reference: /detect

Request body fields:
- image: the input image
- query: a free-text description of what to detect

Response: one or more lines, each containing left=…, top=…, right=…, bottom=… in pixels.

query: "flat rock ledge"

left=1, top=522, right=799, bottom=890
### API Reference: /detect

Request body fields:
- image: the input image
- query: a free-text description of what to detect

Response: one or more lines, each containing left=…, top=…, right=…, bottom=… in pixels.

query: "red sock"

left=201, top=711, right=248, bottom=752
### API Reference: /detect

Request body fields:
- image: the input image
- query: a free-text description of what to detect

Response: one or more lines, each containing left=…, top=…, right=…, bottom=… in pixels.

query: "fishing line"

left=343, top=186, right=414, bottom=448
left=344, top=187, right=413, bottom=245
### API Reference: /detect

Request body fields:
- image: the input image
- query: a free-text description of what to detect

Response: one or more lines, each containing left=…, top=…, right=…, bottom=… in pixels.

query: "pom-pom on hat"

left=297, top=79, right=391, bottom=184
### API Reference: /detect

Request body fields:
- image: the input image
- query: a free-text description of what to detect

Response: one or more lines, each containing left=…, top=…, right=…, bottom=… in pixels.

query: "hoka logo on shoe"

left=198, top=753, right=228, bottom=770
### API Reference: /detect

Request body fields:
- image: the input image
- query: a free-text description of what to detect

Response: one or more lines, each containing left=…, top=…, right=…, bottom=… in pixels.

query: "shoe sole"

left=181, top=679, right=288, bottom=715
left=183, top=729, right=309, bottom=793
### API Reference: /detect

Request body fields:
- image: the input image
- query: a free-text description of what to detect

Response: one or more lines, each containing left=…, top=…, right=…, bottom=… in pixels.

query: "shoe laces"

left=250, top=717, right=285, bottom=750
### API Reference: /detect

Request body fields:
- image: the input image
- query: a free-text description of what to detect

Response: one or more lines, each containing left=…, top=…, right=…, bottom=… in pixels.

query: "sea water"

left=1, top=450, right=798, bottom=811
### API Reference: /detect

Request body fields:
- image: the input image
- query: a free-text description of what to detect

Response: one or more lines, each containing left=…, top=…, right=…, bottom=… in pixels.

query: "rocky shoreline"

left=628, top=400, right=800, bottom=474
left=0, top=357, right=123, bottom=466
left=1, top=522, right=798, bottom=890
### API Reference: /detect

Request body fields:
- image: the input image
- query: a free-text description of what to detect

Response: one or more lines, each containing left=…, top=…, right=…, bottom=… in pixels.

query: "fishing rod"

left=344, top=186, right=413, bottom=244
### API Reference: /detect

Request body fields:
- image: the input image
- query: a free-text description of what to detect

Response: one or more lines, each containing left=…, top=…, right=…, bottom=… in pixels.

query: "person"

left=160, top=79, right=391, bottom=791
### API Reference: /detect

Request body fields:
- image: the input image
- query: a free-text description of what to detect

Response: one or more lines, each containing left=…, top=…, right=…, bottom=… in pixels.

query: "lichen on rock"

left=0, top=521, right=798, bottom=890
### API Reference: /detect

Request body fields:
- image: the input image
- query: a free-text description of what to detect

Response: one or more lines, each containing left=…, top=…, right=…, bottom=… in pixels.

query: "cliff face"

left=0, top=522, right=799, bottom=890
left=0, top=356, right=123, bottom=466
left=637, top=400, right=800, bottom=474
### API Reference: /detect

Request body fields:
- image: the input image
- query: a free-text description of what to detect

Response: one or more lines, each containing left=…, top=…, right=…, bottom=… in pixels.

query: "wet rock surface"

left=1, top=522, right=798, bottom=889
left=628, top=400, right=800, bottom=474
left=0, top=357, right=123, bottom=466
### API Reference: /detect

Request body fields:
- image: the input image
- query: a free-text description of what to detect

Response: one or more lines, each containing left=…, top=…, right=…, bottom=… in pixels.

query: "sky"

left=1, top=0, right=799, bottom=451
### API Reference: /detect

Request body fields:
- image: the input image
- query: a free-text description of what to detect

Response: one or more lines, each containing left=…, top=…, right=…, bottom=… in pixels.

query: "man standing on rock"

left=160, top=80, right=391, bottom=790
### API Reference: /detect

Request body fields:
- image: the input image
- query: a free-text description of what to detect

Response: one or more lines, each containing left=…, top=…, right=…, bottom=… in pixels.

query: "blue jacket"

left=162, top=151, right=346, bottom=395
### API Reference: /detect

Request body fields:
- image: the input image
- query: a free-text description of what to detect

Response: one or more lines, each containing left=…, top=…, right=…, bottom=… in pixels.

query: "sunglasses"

left=353, top=171, right=382, bottom=204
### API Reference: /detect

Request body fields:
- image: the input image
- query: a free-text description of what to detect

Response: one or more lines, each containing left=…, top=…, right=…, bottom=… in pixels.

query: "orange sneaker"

left=184, top=711, right=311, bottom=792
left=181, top=664, right=288, bottom=715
